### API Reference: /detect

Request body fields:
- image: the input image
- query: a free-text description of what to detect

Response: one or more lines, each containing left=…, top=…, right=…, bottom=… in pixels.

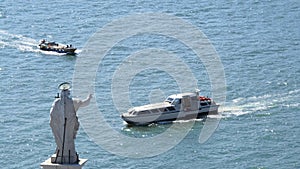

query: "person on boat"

left=39, top=39, right=46, bottom=46
left=50, top=82, right=92, bottom=164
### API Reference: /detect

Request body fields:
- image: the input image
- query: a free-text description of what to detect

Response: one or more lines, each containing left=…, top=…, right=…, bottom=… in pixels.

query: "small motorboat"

left=121, top=90, right=219, bottom=125
left=39, top=39, right=76, bottom=55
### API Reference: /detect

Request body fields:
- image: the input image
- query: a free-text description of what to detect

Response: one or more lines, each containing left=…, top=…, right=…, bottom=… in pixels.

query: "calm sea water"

left=0, top=0, right=299, bottom=168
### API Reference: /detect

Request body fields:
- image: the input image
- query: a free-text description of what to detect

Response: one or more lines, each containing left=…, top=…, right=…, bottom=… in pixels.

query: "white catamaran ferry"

left=121, top=90, right=219, bottom=125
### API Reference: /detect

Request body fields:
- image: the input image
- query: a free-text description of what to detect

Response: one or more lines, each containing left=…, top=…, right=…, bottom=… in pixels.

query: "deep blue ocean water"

left=0, top=0, right=299, bottom=168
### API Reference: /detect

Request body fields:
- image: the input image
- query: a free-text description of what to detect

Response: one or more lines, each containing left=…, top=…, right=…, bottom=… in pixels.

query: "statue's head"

left=58, top=82, right=72, bottom=99
left=61, top=89, right=71, bottom=98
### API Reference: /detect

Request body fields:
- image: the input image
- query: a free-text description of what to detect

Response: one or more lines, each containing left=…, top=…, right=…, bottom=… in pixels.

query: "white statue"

left=50, top=82, right=92, bottom=164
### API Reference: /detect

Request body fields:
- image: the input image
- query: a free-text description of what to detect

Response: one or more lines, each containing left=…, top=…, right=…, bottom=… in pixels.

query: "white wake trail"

left=221, top=89, right=299, bottom=117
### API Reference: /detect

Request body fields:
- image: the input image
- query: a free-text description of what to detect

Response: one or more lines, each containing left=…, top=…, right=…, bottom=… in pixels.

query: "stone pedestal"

left=41, top=155, right=87, bottom=169
left=50, top=153, right=79, bottom=164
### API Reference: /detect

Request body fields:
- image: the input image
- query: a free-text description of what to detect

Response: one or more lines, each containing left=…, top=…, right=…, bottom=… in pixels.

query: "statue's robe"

left=50, top=92, right=82, bottom=164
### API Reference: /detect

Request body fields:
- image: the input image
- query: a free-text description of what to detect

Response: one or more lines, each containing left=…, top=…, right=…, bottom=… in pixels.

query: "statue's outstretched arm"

left=79, top=94, right=93, bottom=107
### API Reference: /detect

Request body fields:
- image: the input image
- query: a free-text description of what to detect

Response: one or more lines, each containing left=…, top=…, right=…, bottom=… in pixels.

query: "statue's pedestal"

left=41, top=155, right=87, bottom=169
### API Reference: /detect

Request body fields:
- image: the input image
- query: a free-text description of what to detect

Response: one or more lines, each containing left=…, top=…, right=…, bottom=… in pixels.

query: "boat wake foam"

left=221, top=89, right=299, bottom=117
left=0, top=30, right=76, bottom=56
left=0, top=30, right=38, bottom=52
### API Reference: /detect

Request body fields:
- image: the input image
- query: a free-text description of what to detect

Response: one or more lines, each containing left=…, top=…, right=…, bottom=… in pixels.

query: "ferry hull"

left=122, top=106, right=219, bottom=125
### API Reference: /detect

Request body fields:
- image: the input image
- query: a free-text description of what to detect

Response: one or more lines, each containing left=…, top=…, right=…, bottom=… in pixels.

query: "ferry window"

left=150, top=109, right=158, bottom=113
left=174, top=99, right=181, bottom=104
left=165, top=97, right=174, bottom=103
left=167, top=107, right=175, bottom=111
left=138, top=111, right=149, bottom=115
